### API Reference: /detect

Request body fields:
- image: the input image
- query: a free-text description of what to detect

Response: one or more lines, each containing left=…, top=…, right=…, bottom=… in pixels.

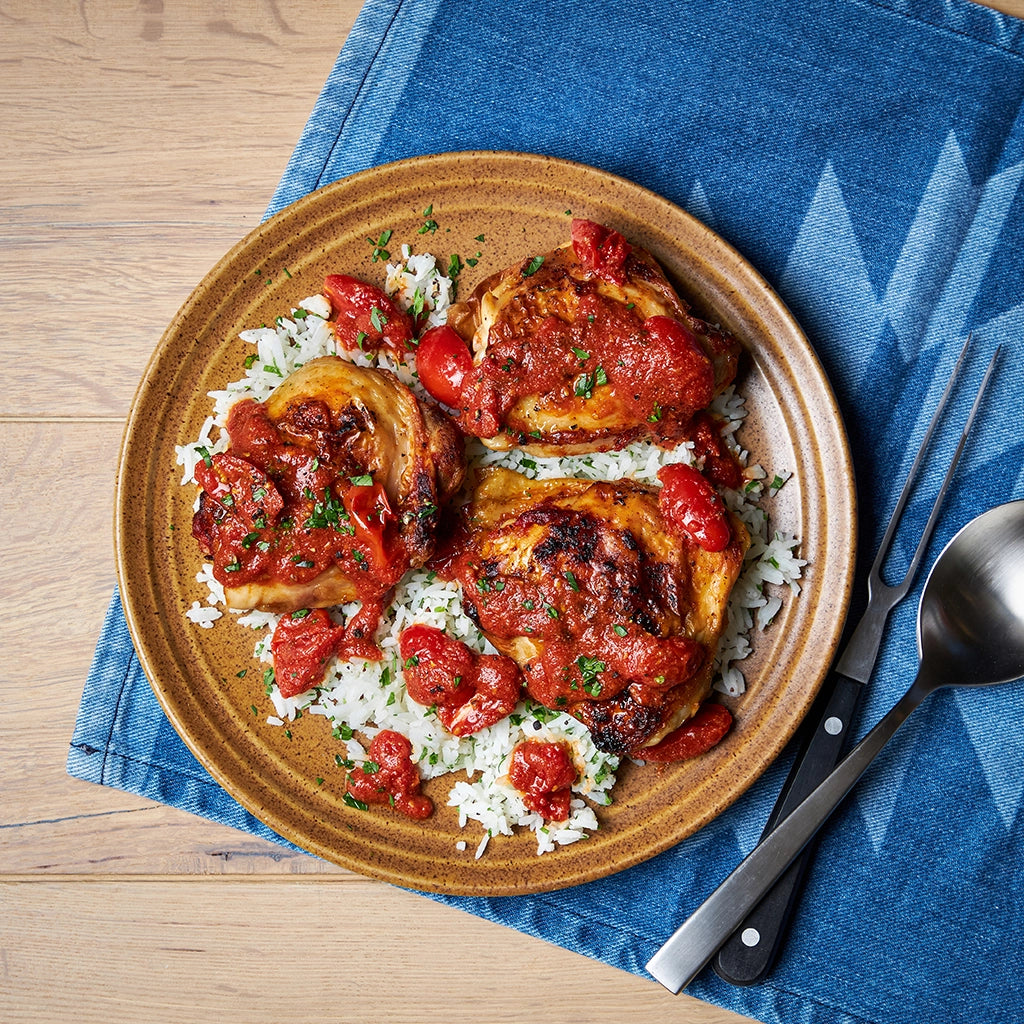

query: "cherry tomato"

left=323, top=274, right=414, bottom=358
left=270, top=608, right=344, bottom=698
left=415, top=324, right=473, bottom=407
left=658, top=462, right=732, bottom=551
left=345, top=729, right=433, bottom=820
left=399, top=624, right=521, bottom=736
left=508, top=740, right=577, bottom=820
left=639, top=702, right=733, bottom=762
left=344, top=478, right=399, bottom=579
left=570, top=219, right=632, bottom=284
left=399, top=624, right=475, bottom=708
left=441, top=654, right=521, bottom=737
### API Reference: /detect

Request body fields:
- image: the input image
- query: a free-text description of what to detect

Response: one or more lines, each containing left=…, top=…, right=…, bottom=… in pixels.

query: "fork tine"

left=868, top=335, right=971, bottom=582
left=896, top=343, right=1001, bottom=591
left=870, top=335, right=999, bottom=601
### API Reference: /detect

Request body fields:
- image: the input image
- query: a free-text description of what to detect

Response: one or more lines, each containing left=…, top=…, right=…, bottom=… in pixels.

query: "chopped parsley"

left=419, top=205, right=439, bottom=234
left=367, top=229, right=392, bottom=262
left=577, top=655, right=606, bottom=697
left=573, top=366, right=608, bottom=399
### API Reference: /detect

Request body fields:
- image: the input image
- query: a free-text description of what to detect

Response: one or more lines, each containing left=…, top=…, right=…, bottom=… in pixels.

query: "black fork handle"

left=712, top=671, right=863, bottom=985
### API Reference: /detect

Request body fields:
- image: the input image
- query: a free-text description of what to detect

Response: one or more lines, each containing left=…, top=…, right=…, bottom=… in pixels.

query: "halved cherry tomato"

left=344, top=478, right=400, bottom=580
left=508, top=740, right=577, bottom=820
left=570, top=219, right=632, bottom=284
left=658, top=462, right=732, bottom=551
left=399, top=624, right=476, bottom=708
left=323, top=274, right=414, bottom=359
left=442, top=655, right=521, bottom=737
left=415, top=324, right=473, bottom=407
left=399, top=624, right=521, bottom=736
left=639, top=702, right=733, bottom=762
left=270, top=608, right=345, bottom=698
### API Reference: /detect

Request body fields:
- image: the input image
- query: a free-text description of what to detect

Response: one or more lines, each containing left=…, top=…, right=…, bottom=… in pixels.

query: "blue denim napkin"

left=70, top=1, right=1024, bottom=1021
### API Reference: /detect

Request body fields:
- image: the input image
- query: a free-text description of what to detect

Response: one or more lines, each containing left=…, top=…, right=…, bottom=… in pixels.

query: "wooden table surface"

left=4, top=2, right=1022, bottom=1021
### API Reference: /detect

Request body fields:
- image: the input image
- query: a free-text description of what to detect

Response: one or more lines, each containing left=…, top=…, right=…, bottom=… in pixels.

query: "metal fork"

left=648, top=335, right=1000, bottom=993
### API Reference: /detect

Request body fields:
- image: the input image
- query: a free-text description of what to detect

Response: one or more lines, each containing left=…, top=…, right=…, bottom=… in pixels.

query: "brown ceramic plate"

left=116, top=151, right=856, bottom=895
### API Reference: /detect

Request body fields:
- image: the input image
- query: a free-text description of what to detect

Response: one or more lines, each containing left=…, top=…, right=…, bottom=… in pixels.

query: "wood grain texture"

left=1, top=880, right=752, bottom=1024
left=4, top=1, right=1021, bottom=1022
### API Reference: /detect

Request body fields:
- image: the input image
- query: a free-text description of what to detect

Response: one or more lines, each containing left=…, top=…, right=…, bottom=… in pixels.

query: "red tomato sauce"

left=192, top=397, right=405, bottom=598
left=345, top=729, right=433, bottom=820
left=453, top=225, right=717, bottom=443
left=323, top=274, right=414, bottom=359
left=435, top=539, right=705, bottom=714
left=399, top=624, right=521, bottom=736
left=508, top=740, right=577, bottom=821
left=689, top=411, right=744, bottom=491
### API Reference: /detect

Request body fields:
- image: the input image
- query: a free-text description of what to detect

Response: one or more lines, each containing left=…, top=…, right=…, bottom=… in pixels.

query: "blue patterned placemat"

left=70, top=1, right=1024, bottom=1021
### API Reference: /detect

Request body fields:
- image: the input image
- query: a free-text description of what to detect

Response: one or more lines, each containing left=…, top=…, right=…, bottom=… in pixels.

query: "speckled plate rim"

left=115, top=150, right=857, bottom=895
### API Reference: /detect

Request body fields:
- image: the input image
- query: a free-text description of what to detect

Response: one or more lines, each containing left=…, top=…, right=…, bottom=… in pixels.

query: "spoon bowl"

left=918, top=500, right=1024, bottom=690
left=647, top=499, right=1024, bottom=993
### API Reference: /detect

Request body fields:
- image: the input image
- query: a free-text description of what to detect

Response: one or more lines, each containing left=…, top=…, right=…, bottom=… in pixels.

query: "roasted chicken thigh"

left=192, top=355, right=464, bottom=616
left=442, top=220, right=741, bottom=456
left=435, top=467, right=749, bottom=756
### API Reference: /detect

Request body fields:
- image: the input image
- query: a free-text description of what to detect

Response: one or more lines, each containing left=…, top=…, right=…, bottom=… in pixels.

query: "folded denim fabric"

left=70, top=1, right=1024, bottom=1021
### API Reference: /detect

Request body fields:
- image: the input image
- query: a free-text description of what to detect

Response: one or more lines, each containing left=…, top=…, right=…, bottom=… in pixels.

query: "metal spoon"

left=647, top=499, right=1024, bottom=994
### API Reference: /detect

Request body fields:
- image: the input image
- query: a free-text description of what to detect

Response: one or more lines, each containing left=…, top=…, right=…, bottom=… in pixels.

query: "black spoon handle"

left=712, top=672, right=863, bottom=985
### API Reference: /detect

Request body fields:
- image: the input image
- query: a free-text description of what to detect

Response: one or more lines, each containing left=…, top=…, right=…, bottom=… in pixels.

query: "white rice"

left=174, top=247, right=805, bottom=856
